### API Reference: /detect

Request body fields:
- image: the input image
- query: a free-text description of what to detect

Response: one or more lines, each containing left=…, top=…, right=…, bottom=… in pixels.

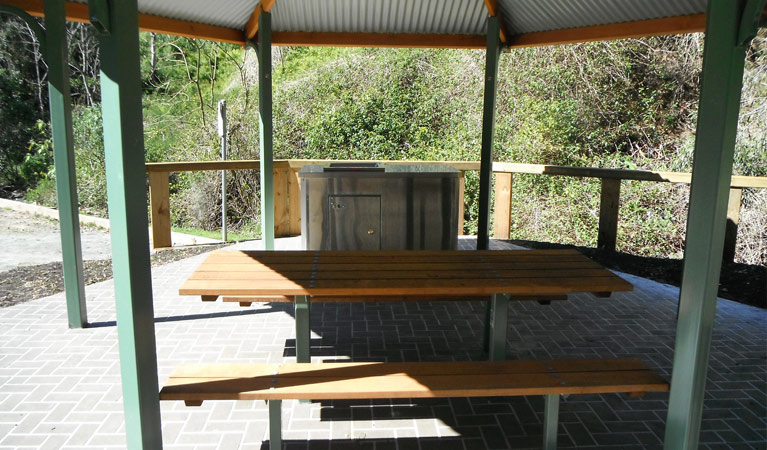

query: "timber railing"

left=145, top=159, right=766, bottom=262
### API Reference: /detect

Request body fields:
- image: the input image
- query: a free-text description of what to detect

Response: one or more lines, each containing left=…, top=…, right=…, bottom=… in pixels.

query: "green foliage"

left=172, top=225, right=255, bottom=242
left=71, top=105, right=107, bottom=214
left=25, top=176, right=57, bottom=207
left=0, top=69, right=44, bottom=190
left=1, top=19, right=765, bottom=265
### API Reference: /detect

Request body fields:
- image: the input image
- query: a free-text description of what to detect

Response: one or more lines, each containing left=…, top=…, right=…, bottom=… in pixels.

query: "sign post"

left=217, top=100, right=227, bottom=242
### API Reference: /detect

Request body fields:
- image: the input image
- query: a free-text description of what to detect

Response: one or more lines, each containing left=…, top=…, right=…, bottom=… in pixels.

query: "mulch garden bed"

left=0, top=243, right=231, bottom=308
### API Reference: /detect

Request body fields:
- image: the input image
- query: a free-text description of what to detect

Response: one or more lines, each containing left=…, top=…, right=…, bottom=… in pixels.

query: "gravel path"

left=0, top=206, right=232, bottom=308
left=0, top=207, right=112, bottom=272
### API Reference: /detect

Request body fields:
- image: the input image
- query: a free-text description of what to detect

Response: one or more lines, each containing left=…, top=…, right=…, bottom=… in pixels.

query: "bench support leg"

left=482, top=300, right=492, bottom=353
left=295, top=295, right=310, bottom=363
left=268, top=400, right=282, bottom=450
left=543, top=394, right=560, bottom=450
left=488, top=293, right=509, bottom=361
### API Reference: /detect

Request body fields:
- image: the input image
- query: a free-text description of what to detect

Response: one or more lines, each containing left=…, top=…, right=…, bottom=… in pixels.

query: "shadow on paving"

left=256, top=430, right=666, bottom=450
left=511, top=239, right=766, bottom=309
left=88, top=303, right=293, bottom=328
left=257, top=297, right=763, bottom=449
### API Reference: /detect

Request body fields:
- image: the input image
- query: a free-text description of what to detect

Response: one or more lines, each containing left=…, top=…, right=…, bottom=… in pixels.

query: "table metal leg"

left=488, top=293, right=509, bottom=361
left=483, top=299, right=492, bottom=353
left=268, top=399, right=282, bottom=450
left=294, top=295, right=310, bottom=363
left=542, top=394, right=560, bottom=450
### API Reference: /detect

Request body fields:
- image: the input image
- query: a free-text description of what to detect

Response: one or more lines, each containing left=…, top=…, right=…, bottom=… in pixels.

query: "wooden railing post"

left=722, top=187, right=742, bottom=263
left=597, top=178, right=621, bottom=251
left=458, top=171, right=465, bottom=236
left=493, top=172, right=512, bottom=239
left=288, top=167, right=302, bottom=236
left=273, top=166, right=290, bottom=237
left=148, top=170, right=171, bottom=249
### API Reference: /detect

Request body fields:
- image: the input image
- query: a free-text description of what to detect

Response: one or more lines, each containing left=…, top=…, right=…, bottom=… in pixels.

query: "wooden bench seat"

left=218, top=294, right=568, bottom=307
left=160, top=358, right=668, bottom=449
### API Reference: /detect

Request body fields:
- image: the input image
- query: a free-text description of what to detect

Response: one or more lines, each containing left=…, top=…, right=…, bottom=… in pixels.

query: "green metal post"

left=257, top=9, right=274, bottom=250
left=477, top=16, right=501, bottom=251
left=488, top=293, right=508, bottom=360
left=90, top=0, right=163, bottom=447
left=294, top=295, right=310, bottom=363
left=43, top=0, right=87, bottom=329
left=663, top=1, right=762, bottom=449
left=268, top=400, right=282, bottom=450
left=478, top=17, right=502, bottom=353
left=542, top=394, right=560, bottom=450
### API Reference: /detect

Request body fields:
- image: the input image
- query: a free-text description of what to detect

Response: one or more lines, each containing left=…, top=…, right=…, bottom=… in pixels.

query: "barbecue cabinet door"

left=327, top=195, right=381, bottom=250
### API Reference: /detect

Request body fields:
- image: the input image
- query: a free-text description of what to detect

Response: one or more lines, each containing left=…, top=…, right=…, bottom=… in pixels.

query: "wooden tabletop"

left=179, top=249, right=633, bottom=297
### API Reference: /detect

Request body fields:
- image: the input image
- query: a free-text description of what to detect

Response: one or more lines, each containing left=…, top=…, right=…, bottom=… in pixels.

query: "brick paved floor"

left=0, top=237, right=764, bottom=449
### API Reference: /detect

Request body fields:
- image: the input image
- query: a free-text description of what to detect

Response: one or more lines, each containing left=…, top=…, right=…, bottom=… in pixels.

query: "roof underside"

left=136, top=0, right=708, bottom=35
left=12, top=0, right=710, bottom=47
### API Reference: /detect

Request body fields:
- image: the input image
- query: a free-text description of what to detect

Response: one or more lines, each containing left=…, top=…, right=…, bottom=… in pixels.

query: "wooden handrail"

left=145, top=159, right=481, bottom=172
left=491, top=162, right=767, bottom=189
left=145, top=159, right=765, bottom=263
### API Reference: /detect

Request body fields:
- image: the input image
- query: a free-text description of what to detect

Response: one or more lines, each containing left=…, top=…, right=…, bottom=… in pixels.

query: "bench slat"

left=200, top=249, right=585, bottom=263
left=188, top=268, right=614, bottom=281
left=222, top=295, right=569, bottom=303
left=160, top=360, right=668, bottom=402
left=179, top=275, right=629, bottom=297
left=190, top=260, right=604, bottom=272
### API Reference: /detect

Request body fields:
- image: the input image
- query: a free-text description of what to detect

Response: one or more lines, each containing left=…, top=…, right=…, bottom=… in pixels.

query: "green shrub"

left=25, top=176, right=57, bottom=207
left=72, top=105, right=107, bottom=215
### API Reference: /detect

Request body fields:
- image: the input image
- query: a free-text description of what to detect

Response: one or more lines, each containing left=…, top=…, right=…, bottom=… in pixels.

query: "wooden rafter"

left=483, top=0, right=508, bottom=43
left=270, top=32, right=486, bottom=49
left=3, top=1, right=707, bottom=49
left=245, top=0, right=276, bottom=41
left=3, top=0, right=246, bottom=45
left=507, top=13, right=706, bottom=49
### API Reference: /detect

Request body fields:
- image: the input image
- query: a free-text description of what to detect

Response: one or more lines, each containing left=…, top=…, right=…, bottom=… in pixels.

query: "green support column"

left=43, top=0, right=87, bottom=329
left=663, top=1, right=762, bottom=449
left=1, top=2, right=86, bottom=330
left=477, top=16, right=501, bottom=251
left=89, top=0, right=163, bottom=447
left=257, top=9, right=274, bottom=250
left=478, top=17, right=502, bottom=352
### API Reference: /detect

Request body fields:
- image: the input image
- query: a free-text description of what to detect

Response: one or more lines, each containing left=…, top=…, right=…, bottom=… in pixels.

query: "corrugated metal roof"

left=98, top=0, right=709, bottom=40
left=270, top=0, right=488, bottom=34
left=138, top=0, right=259, bottom=29
left=498, top=0, right=707, bottom=35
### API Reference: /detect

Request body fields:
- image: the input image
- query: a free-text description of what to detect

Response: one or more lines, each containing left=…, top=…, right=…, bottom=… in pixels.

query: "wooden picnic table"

left=179, top=249, right=633, bottom=360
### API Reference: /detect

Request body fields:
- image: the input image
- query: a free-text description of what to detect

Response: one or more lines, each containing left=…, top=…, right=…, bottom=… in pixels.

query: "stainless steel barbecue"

left=299, top=163, right=460, bottom=250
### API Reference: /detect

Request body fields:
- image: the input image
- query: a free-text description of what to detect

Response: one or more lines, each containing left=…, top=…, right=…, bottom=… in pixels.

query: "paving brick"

left=0, top=236, right=764, bottom=449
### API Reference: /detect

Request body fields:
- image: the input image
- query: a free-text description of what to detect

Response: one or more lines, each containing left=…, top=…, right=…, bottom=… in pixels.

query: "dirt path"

left=0, top=208, right=112, bottom=273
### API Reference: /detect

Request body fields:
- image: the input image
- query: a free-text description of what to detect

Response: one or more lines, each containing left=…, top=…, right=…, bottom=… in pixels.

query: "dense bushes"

left=1, top=20, right=764, bottom=264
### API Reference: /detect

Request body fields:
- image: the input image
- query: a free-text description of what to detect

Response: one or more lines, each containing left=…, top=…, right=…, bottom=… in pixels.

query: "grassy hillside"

left=18, top=30, right=767, bottom=265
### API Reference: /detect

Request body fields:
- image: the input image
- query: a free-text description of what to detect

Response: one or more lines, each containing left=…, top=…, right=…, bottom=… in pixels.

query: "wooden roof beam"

left=245, top=0, right=276, bottom=41
left=507, top=13, right=706, bottom=49
left=270, top=32, right=486, bottom=49
left=484, top=0, right=509, bottom=43
left=3, top=1, right=707, bottom=49
left=4, top=0, right=246, bottom=45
